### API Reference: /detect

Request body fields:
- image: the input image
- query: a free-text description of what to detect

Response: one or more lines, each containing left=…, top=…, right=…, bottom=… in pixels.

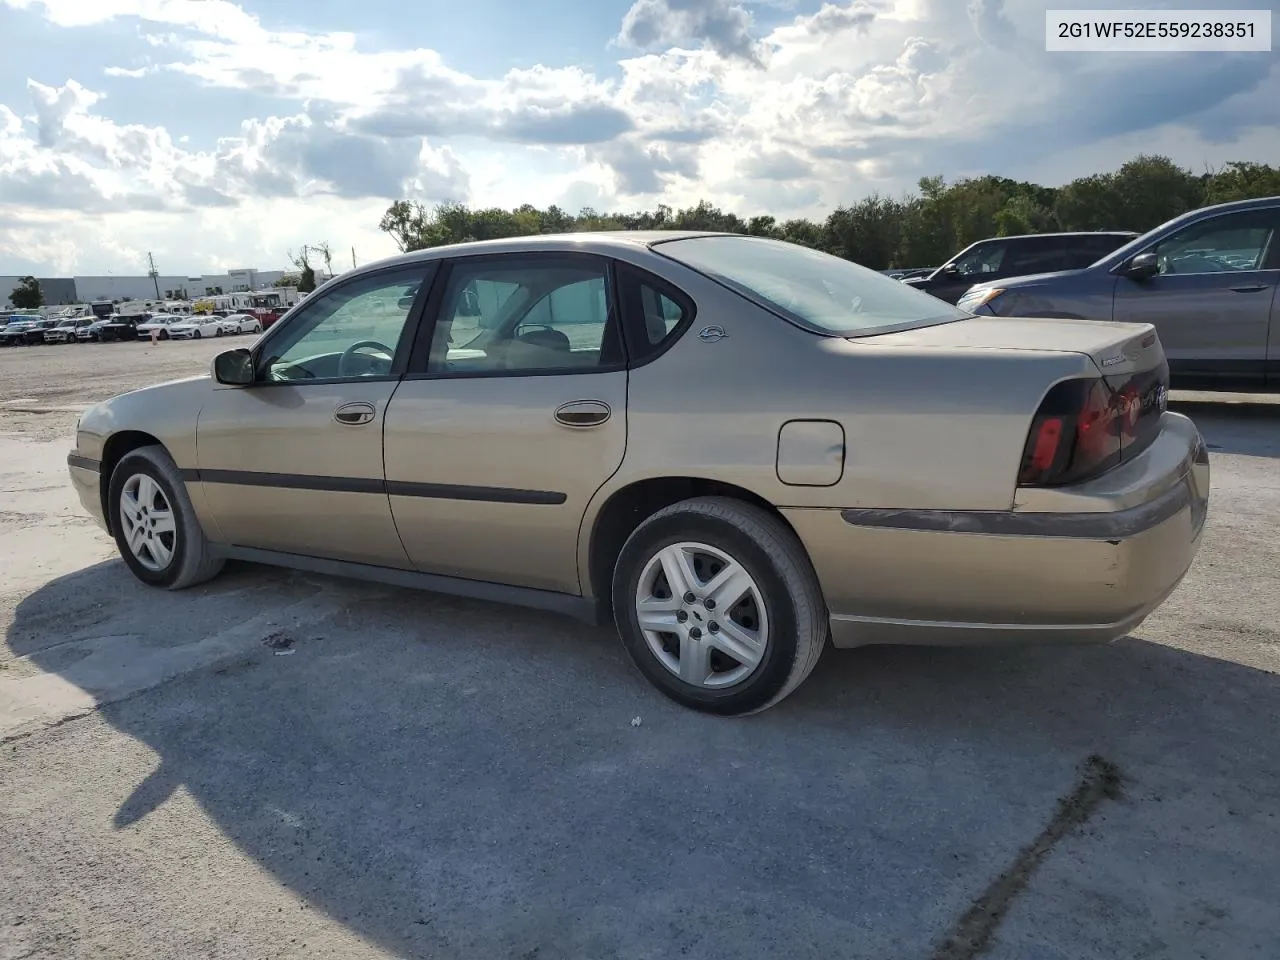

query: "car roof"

left=345, top=230, right=731, bottom=277
left=976, top=231, right=1139, bottom=242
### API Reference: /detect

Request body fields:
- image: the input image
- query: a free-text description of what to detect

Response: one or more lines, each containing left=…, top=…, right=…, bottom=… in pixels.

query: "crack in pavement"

left=930, top=755, right=1123, bottom=960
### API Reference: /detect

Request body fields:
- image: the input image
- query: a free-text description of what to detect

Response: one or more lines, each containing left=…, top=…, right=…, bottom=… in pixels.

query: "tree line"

left=377, top=155, right=1280, bottom=271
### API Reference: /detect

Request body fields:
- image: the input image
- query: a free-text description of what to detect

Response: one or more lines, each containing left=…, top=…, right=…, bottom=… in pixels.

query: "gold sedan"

left=67, top=233, right=1209, bottom=714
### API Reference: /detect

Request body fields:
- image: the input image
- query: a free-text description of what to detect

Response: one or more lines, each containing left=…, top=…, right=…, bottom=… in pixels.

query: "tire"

left=108, top=445, right=224, bottom=590
left=160, top=330, right=169, bottom=341
left=194, top=329, right=202, bottom=339
left=214, top=327, right=223, bottom=337
left=612, top=496, right=827, bottom=716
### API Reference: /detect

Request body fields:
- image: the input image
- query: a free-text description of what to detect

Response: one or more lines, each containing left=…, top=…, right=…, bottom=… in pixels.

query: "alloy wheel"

left=118, top=473, right=177, bottom=572
left=634, top=541, right=769, bottom=688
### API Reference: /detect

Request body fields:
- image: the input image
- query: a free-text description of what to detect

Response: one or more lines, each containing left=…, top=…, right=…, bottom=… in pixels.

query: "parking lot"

left=1, top=338, right=1278, bottom=959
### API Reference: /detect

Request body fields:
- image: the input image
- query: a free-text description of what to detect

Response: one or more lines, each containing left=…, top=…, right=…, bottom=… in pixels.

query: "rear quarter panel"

left=579, top=250, right=1098, bottom=588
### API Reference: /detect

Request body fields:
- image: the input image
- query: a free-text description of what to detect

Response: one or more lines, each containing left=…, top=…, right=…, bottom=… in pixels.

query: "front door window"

left=1152, top=212, right=1276, bottom=275
left=259, top=267, right=430, bottom=381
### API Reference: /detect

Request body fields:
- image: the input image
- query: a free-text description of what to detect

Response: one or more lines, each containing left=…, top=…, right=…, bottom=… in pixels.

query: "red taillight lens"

left=1019, top=361, right=1168, bottom=487
left=1018, top=378, right=1124, bottom=487
left=1027, top=417, right=1063, bottom=476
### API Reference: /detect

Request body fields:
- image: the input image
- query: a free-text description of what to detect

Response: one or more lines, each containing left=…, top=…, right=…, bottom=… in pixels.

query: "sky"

left=0, top=0, right=1277, bottom=275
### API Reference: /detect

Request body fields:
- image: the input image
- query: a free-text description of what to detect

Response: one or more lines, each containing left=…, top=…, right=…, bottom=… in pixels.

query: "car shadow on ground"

left=7, top=551, right=1280, bottom=960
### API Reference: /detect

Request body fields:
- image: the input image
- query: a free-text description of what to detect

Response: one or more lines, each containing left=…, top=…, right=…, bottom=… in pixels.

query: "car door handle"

left=554, top=400, right=611, bottom=427
left=334, top=401, right=376, bottom=425
left=1229, top=284, right=1269, bottom=293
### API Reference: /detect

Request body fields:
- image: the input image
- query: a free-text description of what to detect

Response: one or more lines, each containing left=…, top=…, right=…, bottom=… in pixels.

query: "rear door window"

left=1001, top=236, right=1075, bottom=275
left=617, top=263, right=695, bottom=363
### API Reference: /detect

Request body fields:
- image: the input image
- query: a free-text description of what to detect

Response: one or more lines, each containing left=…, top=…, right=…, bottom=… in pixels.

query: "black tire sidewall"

left=108, top=452, right=190, bottom=588
left=613, top=511, right=801, bottom=715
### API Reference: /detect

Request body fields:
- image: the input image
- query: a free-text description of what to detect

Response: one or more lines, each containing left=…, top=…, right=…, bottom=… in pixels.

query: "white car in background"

left=219, top=313, right=263, bottom=335
left=167, top=315, right=227, bottom=340
left=135, top=314, right=183, bottom=340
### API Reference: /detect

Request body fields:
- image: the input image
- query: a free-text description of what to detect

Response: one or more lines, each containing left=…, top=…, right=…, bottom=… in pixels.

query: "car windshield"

left=655, top=235, right=968, bottom=336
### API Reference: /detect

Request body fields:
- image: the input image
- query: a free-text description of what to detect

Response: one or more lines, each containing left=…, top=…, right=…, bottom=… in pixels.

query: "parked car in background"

left=168, top=315, right=228, bottom=339
left=97, top=315, right=140, bottom=342
left=136, top=314, right=183, bottom=340
left=959, top=196, right=1280, bottom=391
left=0, top=317, right=60, bottom=345
left=44, top=317, right=94, bottom=343
left=905, top=232, right=1138, bottom=303
left=67, top=232, right=1208, bottom=715
left=79, top=317, right=114, bottom=342
left=881, top=267, right=937, bottom=281
left=219, top=313, right=263, bottom=335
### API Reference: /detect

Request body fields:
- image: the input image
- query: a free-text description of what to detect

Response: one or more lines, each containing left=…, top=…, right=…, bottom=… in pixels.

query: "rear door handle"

left=1229, top=284, right=1269, bottom=293
left=334, top=401, right=376, bottom=425
left=554, top=400, right=611, bottom=427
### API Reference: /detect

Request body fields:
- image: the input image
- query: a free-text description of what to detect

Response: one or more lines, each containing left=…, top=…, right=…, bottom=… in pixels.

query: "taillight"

left=1018, top=378, right=1128, bottom=487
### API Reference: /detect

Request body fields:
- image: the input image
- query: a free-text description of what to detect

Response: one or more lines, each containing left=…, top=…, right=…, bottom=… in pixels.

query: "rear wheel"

left=108, top=445, right=224, bottom=589
left=214, top=327, right=223, bottom=337
left=612, top=497, right=827, bottom=715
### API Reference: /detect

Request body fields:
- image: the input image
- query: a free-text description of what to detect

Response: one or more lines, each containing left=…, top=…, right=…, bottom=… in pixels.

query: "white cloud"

left=1, top=0, right=1278, bottom=274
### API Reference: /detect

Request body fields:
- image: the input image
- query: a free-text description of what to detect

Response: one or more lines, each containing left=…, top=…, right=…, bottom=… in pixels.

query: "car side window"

left=1002, top=238, right=1071, bottom=275
left=425, top=256, right=622, bottom=375
left=1152, top=212, right=1276, bottom=276
left=617, top=263, right=694, bottom=363
left=1082, top=235, right=1130, bottom=261
left=258, top=266, right=431, bottom=382
left=952, top=241, right=1006, bottom=277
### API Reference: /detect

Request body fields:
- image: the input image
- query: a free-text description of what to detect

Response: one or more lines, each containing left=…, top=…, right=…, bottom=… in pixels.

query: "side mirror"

left=212, top=348, right=254, bottom=386
left=1124, top=251, right=1159, bottom=280
left=942, top=263, right=961, bottom=277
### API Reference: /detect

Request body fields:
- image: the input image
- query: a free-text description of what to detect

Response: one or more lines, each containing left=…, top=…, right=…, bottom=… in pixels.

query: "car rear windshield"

left=654, top=235, right=968, bottom=337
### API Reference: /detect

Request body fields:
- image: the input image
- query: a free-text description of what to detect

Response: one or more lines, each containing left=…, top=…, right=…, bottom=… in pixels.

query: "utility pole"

left=146, top=252, right=161, bottom=299
left=351, top=246, right=357, bottom=269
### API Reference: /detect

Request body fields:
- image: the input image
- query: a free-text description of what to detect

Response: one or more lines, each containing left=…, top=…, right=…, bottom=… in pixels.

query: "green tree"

left=9, top=273, right=43, bottom=308
left=994, top=194, right=1057, bottom=236
left=274, top=273, right=302, bottom=288
left=823, top=195, right=903, bottom=268
left=9, top=276, right=43, bottom=309
left=290, top=246, right=321, bottom=293
left=1203, top=161, right=1280, bottom=204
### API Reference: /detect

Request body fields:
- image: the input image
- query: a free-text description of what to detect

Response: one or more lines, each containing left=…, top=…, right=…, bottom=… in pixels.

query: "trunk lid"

left=865, top=315, right=1171, bottom=475
left=865, top=315, right=1163, bottom=377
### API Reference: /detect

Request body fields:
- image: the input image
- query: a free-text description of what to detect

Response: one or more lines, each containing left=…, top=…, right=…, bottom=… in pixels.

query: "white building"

left=3, top=267, right=315, bottom=308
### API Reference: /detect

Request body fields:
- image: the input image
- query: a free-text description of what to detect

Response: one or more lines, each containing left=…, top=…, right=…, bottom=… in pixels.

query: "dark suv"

left=903, top=231, right=1138, bottom=303
left=959, top=197, right=1280, bottom=391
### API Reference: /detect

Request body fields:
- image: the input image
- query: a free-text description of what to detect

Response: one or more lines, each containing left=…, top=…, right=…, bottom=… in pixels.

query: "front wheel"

left=108, top=445, right=224, bottom=589
left=214, top=327, right=223, bottom=337
left=193, top=329, right=202, bottom=339
left=612, top=497, right=828, bottom=716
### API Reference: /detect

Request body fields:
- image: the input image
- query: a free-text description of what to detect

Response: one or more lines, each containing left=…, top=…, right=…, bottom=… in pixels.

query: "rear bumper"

left=784, top=413, right=1209, bottom=648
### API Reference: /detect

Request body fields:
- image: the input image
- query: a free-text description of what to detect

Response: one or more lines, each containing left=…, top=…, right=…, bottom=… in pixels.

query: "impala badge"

left=698, top=325, right=728, bottom=342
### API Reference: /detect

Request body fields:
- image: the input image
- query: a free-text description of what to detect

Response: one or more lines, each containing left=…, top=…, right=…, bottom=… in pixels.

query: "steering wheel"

left=338, top=340, right=394, bottom=378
